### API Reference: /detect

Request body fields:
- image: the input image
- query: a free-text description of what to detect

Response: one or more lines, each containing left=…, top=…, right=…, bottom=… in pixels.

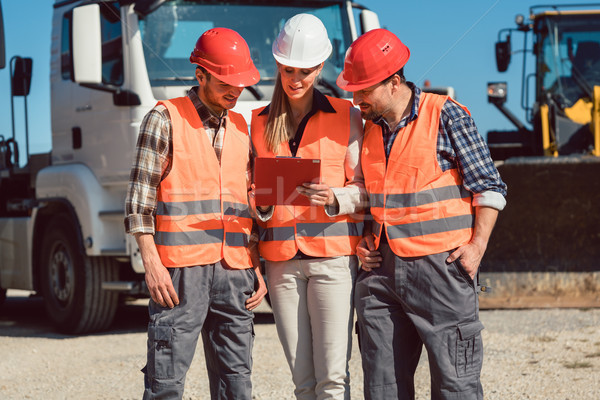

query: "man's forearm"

left=471, top=206, right=499, bottom=251
left=134, top=232, right=162, bottom=271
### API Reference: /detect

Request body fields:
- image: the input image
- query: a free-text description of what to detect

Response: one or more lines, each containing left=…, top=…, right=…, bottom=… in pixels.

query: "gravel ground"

left=0, top=290, right=599, bottom=400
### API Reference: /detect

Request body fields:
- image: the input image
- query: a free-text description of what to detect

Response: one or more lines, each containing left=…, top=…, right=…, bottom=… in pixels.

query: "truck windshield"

left=539, top=14, right=600, bottom=107
left=139, top=0, right=352, bottom=88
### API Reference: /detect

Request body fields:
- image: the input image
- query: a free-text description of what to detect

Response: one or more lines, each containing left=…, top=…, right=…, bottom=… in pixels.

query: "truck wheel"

left=40, top=215, right=119, bottom=334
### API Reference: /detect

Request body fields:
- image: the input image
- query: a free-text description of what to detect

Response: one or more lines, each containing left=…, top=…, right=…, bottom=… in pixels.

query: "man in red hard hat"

left=125, top=28, right=266, bottom=399
left=337, top=29, right=507, bottom=400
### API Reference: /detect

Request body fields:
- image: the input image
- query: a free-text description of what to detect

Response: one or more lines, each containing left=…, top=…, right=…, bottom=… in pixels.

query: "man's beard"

left=361, top=109, right=381, bottom=121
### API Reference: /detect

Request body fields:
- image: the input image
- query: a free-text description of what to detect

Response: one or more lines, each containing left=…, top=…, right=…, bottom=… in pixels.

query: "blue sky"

left=0, top=0, right=592, bottom=160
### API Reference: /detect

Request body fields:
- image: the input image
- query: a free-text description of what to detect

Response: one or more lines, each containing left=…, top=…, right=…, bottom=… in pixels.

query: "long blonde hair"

left=264, top=72, right=294, bottom=153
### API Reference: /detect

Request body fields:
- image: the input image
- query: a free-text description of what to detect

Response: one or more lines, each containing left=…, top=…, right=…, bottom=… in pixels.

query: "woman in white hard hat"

left=250, top=13, right=366, bottom=400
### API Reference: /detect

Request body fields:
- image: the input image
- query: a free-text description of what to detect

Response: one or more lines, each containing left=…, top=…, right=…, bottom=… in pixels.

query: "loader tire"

left=40, top=214, right=119, bottom=334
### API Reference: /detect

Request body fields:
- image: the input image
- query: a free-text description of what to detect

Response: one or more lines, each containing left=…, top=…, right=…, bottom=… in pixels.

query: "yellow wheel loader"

left=482, top=4, right=600, bottom=307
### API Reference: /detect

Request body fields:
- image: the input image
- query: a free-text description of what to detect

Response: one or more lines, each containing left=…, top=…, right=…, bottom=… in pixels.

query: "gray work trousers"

left=142, top=261, right=256, bottom=400
left=355, top=243, right=484, bottom=400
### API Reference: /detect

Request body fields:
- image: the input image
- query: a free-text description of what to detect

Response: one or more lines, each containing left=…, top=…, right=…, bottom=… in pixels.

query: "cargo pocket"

left=454, top=321, right=484, bottom=377
left=148, top=324, right=175, bottom=380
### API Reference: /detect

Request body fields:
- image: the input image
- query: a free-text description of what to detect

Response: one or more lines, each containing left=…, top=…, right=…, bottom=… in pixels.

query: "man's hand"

left=296, top=183, right=335, bottom=206
left=356, top=234, right=382, bottom=271
left=446, top=241, right=486, bottom=280
left=246, top=244, right=267, bottom=310
left=447, top=206, right=499, bottom=280
left=135, top=233, right=179, bottom=308
left=145, top=261, right=180, bottom=308
left=246, top=265, right=267, bottom=311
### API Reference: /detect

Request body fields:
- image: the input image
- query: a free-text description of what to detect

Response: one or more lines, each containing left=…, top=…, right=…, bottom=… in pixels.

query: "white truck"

left=0, top=0, right=380, bottom=333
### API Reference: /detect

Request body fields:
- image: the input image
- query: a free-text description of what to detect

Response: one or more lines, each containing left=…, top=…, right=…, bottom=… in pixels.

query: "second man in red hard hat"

left=337, top=29, right=507, bottom=400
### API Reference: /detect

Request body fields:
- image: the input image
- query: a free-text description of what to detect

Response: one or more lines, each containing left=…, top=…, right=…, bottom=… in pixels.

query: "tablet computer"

left=254, top=157, right=321, bottom=206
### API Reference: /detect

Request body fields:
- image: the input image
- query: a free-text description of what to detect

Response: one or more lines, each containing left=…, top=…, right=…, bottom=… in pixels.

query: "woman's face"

left=277, top=62, right=323, bottom=101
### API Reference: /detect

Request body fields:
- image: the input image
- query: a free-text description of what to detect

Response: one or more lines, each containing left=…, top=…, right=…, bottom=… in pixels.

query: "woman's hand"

left=296, top=183, right=335, bottom=206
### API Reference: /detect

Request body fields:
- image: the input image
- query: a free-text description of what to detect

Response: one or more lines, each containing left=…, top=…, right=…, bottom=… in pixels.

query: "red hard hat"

left=190, top=28, right=260, bottom=87
left=336, top=29, right=410, bottom=92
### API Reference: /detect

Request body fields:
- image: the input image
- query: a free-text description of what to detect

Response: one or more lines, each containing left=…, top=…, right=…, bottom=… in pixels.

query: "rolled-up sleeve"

left=439, top=101, right=507, bottom=211
left=124, top=107, right=171, bottom=234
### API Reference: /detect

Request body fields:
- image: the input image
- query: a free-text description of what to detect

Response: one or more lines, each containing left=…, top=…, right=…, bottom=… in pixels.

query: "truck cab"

left=0, top=0, right=380, bottom=333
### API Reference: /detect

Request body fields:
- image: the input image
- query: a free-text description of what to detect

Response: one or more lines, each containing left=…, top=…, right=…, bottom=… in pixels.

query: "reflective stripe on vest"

left=251, top=96, right=363, bottom=261
left=155, top=229, right=224, bottom=246
left=362, top=92, right=474, bottom=257
left=155, top=97, right=252, bottom=268
left=369, top=185, right=470, bottom=209
left=259, top=221, right=363, bottom=241
left=157, top=200, right=251, bottom=219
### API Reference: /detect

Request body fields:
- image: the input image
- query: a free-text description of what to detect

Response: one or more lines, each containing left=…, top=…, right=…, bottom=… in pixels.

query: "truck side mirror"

left=72, top=4, right=102, bottom=84
left=360, top=9, right=380, bottom=34
left=495, top=39, right=511, bottom=72
left=11, top=56, right=33, bottom=96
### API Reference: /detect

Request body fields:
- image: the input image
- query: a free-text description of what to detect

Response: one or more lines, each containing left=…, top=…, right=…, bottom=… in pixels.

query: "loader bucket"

left=480, top=156, right=600, bottom=308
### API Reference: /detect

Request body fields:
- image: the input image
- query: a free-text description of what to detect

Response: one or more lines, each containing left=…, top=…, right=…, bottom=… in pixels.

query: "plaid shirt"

left=125, top=87, right=252, bottom=234
left=375, top=83, right=507, bottom=203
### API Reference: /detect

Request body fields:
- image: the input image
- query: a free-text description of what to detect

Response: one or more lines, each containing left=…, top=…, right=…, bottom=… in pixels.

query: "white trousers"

left=266, top=255, right=358, bottom=400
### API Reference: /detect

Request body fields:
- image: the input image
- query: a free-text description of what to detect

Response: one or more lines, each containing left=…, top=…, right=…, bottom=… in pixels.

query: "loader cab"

left=488, top=5, right=600, bottom=159
left=533, top=10, right=600, bottom=155
left=536, top=12, right=600, bottom=108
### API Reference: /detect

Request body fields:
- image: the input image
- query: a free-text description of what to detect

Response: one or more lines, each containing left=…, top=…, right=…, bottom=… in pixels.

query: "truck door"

left=50, top=8, right=91, bottom=168
left=52, top=3, right=132, bottom=186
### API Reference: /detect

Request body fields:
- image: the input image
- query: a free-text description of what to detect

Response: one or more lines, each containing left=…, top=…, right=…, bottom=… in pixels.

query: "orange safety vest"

left=154, top=96, right=253, bottom=269
left=362, top=92, right=474, bottom=257
left=251, top=96, right=363, bottom=261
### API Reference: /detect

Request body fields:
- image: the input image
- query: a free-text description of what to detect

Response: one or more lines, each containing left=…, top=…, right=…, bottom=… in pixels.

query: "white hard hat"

left=272, top=13, right=332, bottom=68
